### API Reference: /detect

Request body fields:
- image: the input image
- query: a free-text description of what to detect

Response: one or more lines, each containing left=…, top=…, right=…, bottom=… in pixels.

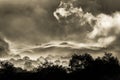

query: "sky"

left=0, top=0, right=120, bottom=59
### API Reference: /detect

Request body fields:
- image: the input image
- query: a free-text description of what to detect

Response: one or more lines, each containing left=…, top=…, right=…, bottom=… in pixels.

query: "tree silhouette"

left=0, top=53, right=119, bottom=80
left=69, top=53, right=94, bottom=71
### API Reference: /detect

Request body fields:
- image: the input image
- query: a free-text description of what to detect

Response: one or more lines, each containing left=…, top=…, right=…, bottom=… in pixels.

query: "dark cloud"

left=0, top=0, right=63, bottom=45
left=98, top=0, right=120, bottom=13
left=67, top=0, right=120, bottom=14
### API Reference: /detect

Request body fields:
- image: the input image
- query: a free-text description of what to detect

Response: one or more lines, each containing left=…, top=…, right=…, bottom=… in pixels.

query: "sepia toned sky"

left=0, top=0, right=120, bottom=58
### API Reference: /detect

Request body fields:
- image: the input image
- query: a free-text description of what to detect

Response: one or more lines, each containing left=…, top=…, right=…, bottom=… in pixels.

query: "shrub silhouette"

left=36, top=65, right=67, bottom=80
left=0, top=61, right=15, bottom=73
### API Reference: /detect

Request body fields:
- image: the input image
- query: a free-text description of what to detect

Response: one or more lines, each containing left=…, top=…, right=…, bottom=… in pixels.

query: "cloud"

left=54, top=0, right=120, bottom=53
left=67, top=0, right=120, bottom=14
left=3, top=54, right=69, bottom=71
left=98, top=0, right=120, bottom=13
left=0, top=0, right=62, bottom=45
left=1, top=0, right=120, bottom=45
left=0, top=36, right=9, bottom=56
left=0, top=0, right=120, bottom=58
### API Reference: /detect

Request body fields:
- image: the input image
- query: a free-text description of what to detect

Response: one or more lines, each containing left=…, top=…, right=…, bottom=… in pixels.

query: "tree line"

left=0, top=52, right=120, bottom=80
